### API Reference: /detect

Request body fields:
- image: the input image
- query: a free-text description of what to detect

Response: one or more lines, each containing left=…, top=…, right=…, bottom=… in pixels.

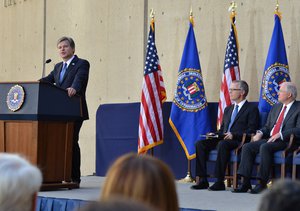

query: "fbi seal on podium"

left=6, top=85, right=25, bottom=112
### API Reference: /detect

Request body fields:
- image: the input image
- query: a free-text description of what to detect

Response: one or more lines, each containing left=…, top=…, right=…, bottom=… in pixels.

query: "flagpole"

left=266, top=0, right=280, bottom=189
left=275, top=0, right=281, bottom=17
left=223, top=1, right=238, bottom=187
left=149, top=8, right=155, bottom=158
left=228, top=1, right=237, bottom=14
left=150, top=8, right=154, bottom=19
left=150, top=148, right=154, bottom=156
left=178, top=8, right=195, bottom=183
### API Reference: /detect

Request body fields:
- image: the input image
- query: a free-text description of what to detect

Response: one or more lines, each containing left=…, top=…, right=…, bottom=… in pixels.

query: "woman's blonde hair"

left=101, top=153, right=179, bottom=211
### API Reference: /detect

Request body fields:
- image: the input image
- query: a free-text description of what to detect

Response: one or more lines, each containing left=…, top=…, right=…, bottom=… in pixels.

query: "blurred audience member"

left=258, top=179, right=300, bottom=211
left=80, top=197, right=157, bottom=211
left=0, top=153, right=42, bottom=211
left=100, top=153, right=179, bottom=211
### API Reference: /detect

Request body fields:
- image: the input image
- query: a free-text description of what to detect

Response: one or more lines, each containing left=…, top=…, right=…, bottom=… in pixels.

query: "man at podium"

left=40, top=36, right=90, bottom=187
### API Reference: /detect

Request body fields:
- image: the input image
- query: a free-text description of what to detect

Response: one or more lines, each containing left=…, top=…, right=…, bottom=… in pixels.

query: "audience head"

left=81, top=197, right=157, bottom=211
left=100, top=153, right=179, bottom=211
left=258, top=179, right=300, bottom=211
left=229, top=80, right=249, bottom=102
left=0, top=153, right=42, bottom=211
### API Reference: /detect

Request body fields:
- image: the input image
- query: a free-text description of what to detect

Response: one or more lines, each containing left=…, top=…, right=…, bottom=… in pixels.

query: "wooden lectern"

left=0, top=81, right=82, bottom=190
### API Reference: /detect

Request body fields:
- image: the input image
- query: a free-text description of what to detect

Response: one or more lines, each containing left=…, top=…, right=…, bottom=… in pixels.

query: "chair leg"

left=271, top=163, right=277, bottom=180
left=233, top=161, right=238, bottom=189
left=292, top=164, right=296, bottom=180
left=281, top=163, right=286, bottom=179
left=225, top=165, right=231, bottom=187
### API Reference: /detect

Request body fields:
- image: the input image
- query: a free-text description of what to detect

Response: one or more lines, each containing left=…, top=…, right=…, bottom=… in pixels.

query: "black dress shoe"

left=250, top=184, right=266, bottom=194
left=190, top=181, right=209, bottom=190
left=232, top=183, right=252, bottom=193
left=208, top=182, right=225, bottom=191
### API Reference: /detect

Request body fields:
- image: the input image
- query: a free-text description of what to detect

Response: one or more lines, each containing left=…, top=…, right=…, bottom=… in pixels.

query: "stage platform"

left=37, top=176, right=262, bottom=211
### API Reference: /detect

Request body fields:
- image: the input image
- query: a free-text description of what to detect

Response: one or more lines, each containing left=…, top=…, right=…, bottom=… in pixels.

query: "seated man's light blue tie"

left=228, top=105, right=239, bottom=132
left=59, top=63, right=68, bottom=83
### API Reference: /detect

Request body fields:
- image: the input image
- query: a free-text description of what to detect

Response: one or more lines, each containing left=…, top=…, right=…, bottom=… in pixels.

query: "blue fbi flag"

left=169, top=21, right=212, bottom=160
left=258, top=12, right=290, bottom=126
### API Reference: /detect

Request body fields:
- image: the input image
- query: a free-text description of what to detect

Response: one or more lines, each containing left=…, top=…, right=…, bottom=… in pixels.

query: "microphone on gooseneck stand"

left=45, top=59, right=52, bottom=64
left=42, top=58, right=52, bottom=78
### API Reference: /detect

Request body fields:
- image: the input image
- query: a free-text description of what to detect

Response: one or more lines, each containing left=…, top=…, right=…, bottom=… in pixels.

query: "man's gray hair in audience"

left=0, top=153, right=42, bottom=211
left=284, top=81, right=297, bottom=99
left=258, top=179, right=300, bottom=211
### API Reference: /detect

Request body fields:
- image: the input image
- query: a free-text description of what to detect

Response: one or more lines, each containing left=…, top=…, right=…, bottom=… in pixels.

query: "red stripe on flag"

left=222, top=75, right=232, bottom=106
left=146, top=73, right=163, bottom=140
left=141, top=78, right=157, bottom=143
left=229, top=67, right=237, bottom=81
left=138, top=111, right=149, bottom=146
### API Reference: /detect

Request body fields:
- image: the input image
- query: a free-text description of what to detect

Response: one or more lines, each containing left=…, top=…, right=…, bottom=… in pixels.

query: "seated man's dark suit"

left=41, top=55, right=89, bottom=183
left=195, top=101, right=259, bottom=182
left=237, top=101, right=300, bottom=183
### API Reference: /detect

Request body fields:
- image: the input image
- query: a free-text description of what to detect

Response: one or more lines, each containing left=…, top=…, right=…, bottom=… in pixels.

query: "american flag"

left=138, top=19, right=166, bottom=154
left=217, top=13, right=240, bottom=128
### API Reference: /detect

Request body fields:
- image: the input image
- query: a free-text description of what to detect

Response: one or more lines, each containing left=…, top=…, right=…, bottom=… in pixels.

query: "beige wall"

left=1, top=0, right=300, bottom=175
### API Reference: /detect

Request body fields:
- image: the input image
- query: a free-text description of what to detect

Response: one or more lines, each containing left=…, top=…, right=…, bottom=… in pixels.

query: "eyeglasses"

left=229, top=88, right=241, bottom=92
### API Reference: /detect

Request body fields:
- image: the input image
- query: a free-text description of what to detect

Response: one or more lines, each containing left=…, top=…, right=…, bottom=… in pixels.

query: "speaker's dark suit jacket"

left=41, top=55, right=89, bottom=120
left=195, top=101, right=259, bottom=181
left=238, top=101, right=300, bottom=182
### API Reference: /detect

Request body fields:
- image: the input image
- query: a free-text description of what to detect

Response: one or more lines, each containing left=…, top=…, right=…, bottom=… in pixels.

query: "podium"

left=0, top=81, right=82, bottom=190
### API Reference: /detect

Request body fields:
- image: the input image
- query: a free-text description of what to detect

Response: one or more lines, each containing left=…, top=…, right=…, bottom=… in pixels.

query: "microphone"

left=45, top=59, right=52, bottom=64
left=42, top=59, right=52, bottom=78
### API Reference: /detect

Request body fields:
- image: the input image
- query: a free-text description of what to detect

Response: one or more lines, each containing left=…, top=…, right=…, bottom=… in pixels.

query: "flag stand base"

left=178, top=172, right=195, bottom=183
left=178, top=159, right=195, bottom=183
left=267, top=181, right=272, bottom=188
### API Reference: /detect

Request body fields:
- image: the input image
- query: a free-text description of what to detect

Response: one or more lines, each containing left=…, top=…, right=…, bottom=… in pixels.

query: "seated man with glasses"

left=191, top=80, right=259, bottom=191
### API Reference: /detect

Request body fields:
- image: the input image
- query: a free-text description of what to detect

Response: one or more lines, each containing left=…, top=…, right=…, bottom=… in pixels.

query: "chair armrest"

left=250, top=133, right=255, bottom=142
left=282, top=134, right=295, bottom=157
left=293, top=146, right=300, bottom=157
